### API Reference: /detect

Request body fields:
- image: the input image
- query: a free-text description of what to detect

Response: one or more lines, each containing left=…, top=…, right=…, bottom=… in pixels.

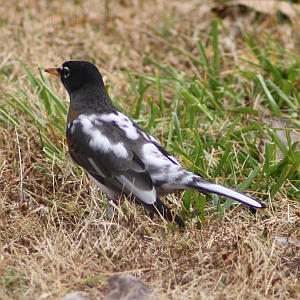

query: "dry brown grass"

left=1, top=0, right=300, bottom=299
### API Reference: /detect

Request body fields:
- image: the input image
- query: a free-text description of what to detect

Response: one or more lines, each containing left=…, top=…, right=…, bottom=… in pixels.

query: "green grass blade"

left=156, top=70, right=165, bottom=117
left=172, top=112, right=183, bottom=148
left=257, top=74, right=281, bottom=117
left=212, top=19, right=219, bottom=76
left=196, top=40, right=210, bottom=70
left=270, top=164, right=289, bottom=198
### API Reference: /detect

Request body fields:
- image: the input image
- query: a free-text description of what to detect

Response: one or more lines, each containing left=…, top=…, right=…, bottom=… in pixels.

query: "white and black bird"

left=45, top=61, right=266, bottom=227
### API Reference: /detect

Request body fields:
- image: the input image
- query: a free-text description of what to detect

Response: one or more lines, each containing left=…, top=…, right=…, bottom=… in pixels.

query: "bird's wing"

left=66, top=112, right=158, bottom=205
left=138, top=132, right=266, bottom=209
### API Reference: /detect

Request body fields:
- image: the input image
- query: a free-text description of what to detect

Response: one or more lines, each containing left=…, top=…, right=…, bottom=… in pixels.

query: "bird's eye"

left=63, top=67, right=70, bottom=78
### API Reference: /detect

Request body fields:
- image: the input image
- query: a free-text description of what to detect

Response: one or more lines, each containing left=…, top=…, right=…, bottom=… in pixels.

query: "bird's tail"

left=191, top=176, right=266, bottom=208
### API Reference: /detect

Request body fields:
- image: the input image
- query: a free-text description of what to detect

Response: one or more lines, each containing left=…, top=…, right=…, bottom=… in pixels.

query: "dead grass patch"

left=1, top=0, right=300, bottom=299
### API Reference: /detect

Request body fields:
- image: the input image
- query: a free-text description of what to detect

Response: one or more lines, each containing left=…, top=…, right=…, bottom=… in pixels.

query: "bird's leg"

left=107, top=198, right=118, bottom=219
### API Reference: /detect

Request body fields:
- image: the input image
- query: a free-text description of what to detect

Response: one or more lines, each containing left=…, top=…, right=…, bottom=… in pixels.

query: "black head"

left=45, top=61, right=105, bottom=94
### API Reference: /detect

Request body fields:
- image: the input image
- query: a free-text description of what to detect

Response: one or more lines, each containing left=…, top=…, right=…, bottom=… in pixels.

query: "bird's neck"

left=69, top=87, right=115, bottom=113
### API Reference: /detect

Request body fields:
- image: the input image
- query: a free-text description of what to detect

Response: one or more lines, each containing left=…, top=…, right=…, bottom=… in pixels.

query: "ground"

left=0, top=1, right=300, bottom=299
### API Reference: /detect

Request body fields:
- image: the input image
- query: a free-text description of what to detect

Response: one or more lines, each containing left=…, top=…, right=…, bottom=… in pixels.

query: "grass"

left=1, top=0, right=300, bottom=299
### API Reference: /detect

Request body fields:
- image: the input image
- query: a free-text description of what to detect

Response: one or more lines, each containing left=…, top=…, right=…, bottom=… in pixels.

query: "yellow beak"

left=44, top=68, right=60, bottom=77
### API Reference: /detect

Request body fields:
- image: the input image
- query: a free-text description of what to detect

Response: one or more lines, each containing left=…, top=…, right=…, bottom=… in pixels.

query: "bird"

left=44, top=61, right=266, bottom=228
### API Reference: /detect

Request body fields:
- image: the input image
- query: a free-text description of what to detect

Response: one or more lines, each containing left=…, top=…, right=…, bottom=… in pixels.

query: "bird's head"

left=45, top=61, right=105, bottom=95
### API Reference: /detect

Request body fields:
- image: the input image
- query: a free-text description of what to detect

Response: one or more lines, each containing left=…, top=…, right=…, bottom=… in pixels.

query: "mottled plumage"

left=45, top=61, right=266, bottom=227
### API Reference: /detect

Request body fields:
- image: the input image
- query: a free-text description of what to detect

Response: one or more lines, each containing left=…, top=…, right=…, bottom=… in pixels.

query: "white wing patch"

left=78, top=115, right=129, bottom=159
left=99, top=112, right=140, bottom=140
left=88, top=173, right=157, bottom=205
left=142, top=143, right=168, bottom=165
left=118, top=175, right=157, bottom=205
left=142, top=143, right=181, bottom=167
